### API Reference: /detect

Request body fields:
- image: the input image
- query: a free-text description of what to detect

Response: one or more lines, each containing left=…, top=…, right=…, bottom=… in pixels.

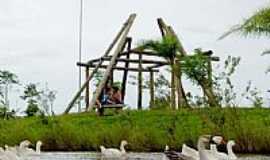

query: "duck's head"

left=4, top=145, right=8, bottom=150
left=227, top=140, right=236, bottom=146
left=100, top=145, right=105, bottom=151
left=20, top=140, right=31, bottom=148
left=165, top=145, right=169, bottom=151
left=121, top=140, right=128, bottom=146
left=211, top=136, right=226, bottom=145
left=36, top=141, right=43, bottom=147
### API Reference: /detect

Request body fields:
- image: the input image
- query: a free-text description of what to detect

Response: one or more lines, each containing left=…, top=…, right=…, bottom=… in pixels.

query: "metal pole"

left=78, top=0, right=84, bottom=112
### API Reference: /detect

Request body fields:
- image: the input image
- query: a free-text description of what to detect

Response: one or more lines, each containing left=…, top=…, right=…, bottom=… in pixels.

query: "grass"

left=0, top=108, right=270, bottom=153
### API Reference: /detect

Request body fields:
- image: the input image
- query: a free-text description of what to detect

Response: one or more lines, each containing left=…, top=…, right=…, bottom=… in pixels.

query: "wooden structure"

left=64, top=14, right=220, bottom=114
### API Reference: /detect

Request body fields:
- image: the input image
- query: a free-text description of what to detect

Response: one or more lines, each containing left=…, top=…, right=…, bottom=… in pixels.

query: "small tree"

left=21, top=83, right=41, bottom=117
left=0, top=70, right=19, bottom=108
left=180, top=49, right=221, bottom=107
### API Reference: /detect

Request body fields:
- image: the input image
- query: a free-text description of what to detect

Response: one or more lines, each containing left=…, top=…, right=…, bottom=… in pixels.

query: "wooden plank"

left=88, top=14, right=137, bottom=111
left=122, top=37, right=132, bottom=101
left=64, top=14, right=135, bottom=114
left=149, top=70, right=155, bottom=108
left=93, top=104, right=124, bottom=108
left=138, top=52, right=143, bottom=110
left=85, top=67, right=90, bottom=110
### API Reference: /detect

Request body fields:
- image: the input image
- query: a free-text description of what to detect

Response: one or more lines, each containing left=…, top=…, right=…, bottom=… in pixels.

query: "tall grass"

left=0, top=108, right=270, bottom=153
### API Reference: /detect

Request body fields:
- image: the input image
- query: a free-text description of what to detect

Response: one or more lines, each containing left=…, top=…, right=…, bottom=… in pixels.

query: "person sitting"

left=111, top=85, right=123, bottom=104
left=96, top=85, right=114, bottom=108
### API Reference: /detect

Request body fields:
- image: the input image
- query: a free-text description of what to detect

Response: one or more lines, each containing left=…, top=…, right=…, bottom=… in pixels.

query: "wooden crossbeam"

left=88, top=57, right=169, bottom=65
left=77, top=62, right=159, bottom=72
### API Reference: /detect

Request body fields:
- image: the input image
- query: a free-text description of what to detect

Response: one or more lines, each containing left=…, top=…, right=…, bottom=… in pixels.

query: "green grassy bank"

left=0, top=108, right=270, bottom=153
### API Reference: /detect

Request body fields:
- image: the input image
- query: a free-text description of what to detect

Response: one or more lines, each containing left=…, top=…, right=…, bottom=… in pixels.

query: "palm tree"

left=219, top=6, right=270, bottom=72
left=139, top=35, right=187, bottom=109
left=0, top=70, right=19, bottom=108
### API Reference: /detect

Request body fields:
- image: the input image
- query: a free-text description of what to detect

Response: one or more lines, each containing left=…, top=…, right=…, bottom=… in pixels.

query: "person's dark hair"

left=112, top=86, right=120, bottom=91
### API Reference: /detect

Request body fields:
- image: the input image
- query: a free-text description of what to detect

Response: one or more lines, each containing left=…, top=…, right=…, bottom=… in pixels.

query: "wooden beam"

left=64, top=14, right=136, bottom=114
left=138, top=52, right=143, bottom=110
left=85, top=67, right=90, bottom=110
left=122, top=37, right=132, bottom=101
left=167, top=26, right=187, bottom=56
left=77, top=62, right=159, bottom=72
left=88, top=14, right=137, bottom=110
left=149, top=70, right=155, bottom=108
left=89, top=57, right=169, bottom=65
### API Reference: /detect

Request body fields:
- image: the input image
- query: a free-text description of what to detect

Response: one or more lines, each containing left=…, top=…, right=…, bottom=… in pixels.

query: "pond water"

left=26, top=152, right=270, bottom=160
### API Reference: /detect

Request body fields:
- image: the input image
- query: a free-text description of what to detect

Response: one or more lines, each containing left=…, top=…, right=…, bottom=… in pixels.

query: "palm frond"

left=262, top=49, right=270, bottom=55
left=138, top=36, right=179, bottom=59
left=219, top=6, right=270, bottom=40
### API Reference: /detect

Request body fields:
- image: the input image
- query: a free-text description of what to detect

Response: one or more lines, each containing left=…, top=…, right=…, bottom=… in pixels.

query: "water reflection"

left=26, top=152, right=270, bottom=160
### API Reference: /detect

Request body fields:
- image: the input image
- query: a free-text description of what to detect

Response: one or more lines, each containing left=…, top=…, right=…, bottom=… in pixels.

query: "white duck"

left=100, top=140, right=128, bottom=158
left=198, top=135, right=226, bottom=160
left=210, top=140, right=237, bottom=160
left=0, top=147, right=10, bottom=160
left=181, top=144, right=199, bottom=160
left=3, top=145, right=21, bottom=160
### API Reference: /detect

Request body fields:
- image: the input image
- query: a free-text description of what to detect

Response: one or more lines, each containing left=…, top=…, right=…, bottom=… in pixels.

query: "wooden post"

left=122, top=38, right=132, bottom=101
left=138, top=52, right=143, bottom=110
left=85, top=67, right=90, bottom=110
left=110, top=69, right=114, bottom=85
left=64, top=14, right=136, bottom=114
left=88, top=14, right=137, bottom=111
left=149, top=70, right=155, bottom=108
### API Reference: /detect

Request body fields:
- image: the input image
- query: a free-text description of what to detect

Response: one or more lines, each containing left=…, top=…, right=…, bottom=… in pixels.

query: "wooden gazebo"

left=64, top=14, right=219, bottom=114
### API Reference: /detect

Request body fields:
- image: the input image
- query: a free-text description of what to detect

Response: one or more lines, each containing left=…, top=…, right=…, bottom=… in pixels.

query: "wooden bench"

left=94, top=104, right=125, bottom=116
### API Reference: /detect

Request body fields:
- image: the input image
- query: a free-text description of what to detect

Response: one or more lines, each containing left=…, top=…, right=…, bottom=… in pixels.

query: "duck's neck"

left=120, top=143, right=126, bottom=153
left=197, top=136, right=209, bottom=151
left=227, top=144, right=236, bottom=158
left=36, top=145, right=41, bottom=154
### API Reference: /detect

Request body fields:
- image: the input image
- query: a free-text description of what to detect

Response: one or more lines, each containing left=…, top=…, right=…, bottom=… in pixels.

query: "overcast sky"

left=1, top=0, right=270, bottom=113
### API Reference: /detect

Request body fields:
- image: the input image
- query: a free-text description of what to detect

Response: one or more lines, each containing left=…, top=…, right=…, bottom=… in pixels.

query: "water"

left=25, top=152, right=270, bottom=160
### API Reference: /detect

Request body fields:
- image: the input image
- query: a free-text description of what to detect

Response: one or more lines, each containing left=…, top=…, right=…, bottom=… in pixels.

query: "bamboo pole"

left=138, top=52, right=143, bottom=110
left=88, top=14, right=137, bottom=111
left=64, top=14, right=136, bottom=114
left=122, top=38, right=132, bottom=101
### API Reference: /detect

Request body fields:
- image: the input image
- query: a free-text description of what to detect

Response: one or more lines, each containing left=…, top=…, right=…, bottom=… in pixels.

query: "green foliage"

left=0, top=109, right=269, bottom=153
left=220, top=6, right=270, bottom=39
left=214, top=56, right=241, bottom=107
left=21, top=83, right=42, bottom=117
left=25, top=100, right=40, bottom=117
left=241, top=81, right=264, bottom=108
left=0, top=70, right=19, bottom=85
left=21, top=83, right=41, bottom=100
left=138, top=35, right=179, bottom=59
left=180, top=49, right=209, bottom=84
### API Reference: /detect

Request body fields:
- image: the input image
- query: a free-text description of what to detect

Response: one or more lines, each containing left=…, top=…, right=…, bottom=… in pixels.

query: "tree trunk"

left=170, top=58, right=176, bottom=109
left=198, top=78, right=220, bottom=107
